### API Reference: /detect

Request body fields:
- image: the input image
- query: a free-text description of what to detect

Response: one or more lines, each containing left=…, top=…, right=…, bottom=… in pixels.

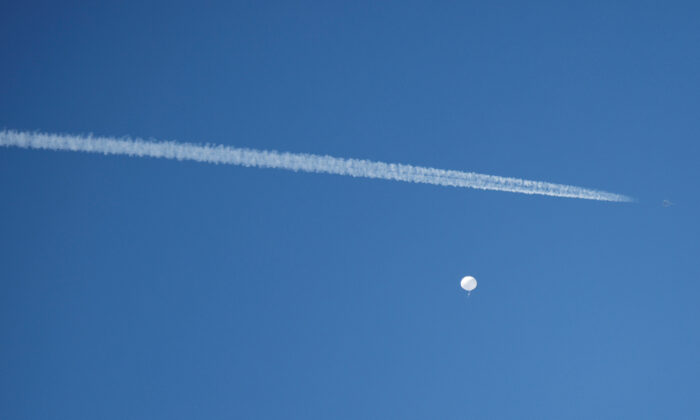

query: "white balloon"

left=460, top=276, right=477, bottom=292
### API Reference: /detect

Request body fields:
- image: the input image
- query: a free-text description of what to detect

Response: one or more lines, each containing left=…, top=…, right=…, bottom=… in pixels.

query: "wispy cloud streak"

left=0, top=129, right=632, bottom=202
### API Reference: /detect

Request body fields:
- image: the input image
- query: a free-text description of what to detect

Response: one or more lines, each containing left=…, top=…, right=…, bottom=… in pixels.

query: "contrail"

left=0, top=129, right=632, bottom=202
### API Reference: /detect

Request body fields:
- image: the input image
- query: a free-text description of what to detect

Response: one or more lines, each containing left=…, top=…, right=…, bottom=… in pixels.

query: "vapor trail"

left=0, top=129, right=632, bottom=202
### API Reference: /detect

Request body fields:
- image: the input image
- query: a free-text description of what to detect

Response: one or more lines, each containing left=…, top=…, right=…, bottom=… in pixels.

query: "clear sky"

left=1, top=1, right=699, bottom=418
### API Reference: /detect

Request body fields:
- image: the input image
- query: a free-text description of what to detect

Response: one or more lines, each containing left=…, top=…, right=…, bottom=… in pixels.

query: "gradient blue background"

left=1, top=1, right=699, bottom=418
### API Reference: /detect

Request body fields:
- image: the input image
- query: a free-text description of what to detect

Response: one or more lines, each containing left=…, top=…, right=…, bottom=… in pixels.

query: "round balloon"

left=460, top=276, right=477, bottom=292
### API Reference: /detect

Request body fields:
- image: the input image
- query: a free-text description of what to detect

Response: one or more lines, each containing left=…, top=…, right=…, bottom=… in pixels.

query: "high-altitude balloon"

left=460, top=276, right=477, bottom=292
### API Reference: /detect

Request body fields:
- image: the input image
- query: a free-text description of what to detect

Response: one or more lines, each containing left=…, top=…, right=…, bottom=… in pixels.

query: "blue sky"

left=1, top=1, right=699, bottom=418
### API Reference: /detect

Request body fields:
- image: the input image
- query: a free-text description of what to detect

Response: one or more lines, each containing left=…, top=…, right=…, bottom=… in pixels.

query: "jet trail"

left=0, top=129, right=632, bottom=202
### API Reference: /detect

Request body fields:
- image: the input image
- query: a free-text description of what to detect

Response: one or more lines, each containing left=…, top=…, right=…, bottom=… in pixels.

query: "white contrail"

left=0, top=129, right=632, bottom=202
